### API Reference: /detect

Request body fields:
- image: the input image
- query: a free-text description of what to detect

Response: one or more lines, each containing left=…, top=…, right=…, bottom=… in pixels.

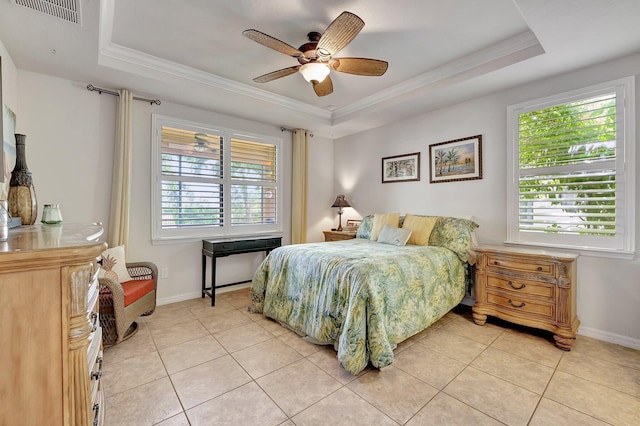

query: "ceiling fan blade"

left=243, top=29, right=304, bottom=58
left=317, top=11, right=364, bottom=57
left=312, top=75, right=333, bottom=97
left=253, top=66, right=301, bottom=83
left=329, top=58, right=388, bottom=76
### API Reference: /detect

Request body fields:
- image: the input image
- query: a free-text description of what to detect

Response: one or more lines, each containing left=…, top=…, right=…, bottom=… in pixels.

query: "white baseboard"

left=156, top=283, right=252, bottom=306
left=457, top=298, right=639, bottom=350
left=577, top=326, right=640, bottom=351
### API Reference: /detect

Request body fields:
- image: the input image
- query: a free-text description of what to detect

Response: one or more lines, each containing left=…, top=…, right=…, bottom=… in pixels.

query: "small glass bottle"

left=41, top=204, right=63, bottom=225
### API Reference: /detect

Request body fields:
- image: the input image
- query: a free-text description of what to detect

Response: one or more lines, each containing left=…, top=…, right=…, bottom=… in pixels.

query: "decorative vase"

left=8, top=134, right=38, bottom=225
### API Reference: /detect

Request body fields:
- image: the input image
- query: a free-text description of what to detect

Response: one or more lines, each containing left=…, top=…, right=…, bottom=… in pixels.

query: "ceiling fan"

left=243, top=11, right=388, bottom=97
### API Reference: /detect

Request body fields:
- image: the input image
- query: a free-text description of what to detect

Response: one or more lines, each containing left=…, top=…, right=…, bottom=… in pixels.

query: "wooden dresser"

left=323, top=230, right=356, bottom=242
left=0, top=224, right=107, bottom=425
left=471, top=245, right=579, bottom=350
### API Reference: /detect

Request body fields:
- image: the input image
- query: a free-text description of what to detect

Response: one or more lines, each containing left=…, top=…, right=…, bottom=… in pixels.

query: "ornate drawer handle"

left=90, top=312, right=99, bottom=332
left=508, top=299, right=526, bottom=308
left=91, top=356, right=103, bottom=380
left=508, top=281, right=526, bottom=290
left=93, top=403, right=100, bottom=426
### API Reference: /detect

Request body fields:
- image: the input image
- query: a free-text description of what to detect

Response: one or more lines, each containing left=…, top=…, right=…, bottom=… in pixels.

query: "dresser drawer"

left=486, top=254, right=554, bottom=276
left=486, top=291, right=555, bottom=320
left=486, top=274, right=555, bottom=299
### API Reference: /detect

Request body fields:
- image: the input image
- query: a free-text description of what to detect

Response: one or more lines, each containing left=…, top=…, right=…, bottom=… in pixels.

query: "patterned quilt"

left=250, top=238, right=467, bottom=374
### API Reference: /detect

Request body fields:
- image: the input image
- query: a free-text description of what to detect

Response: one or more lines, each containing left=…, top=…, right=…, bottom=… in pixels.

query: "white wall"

left=0, top=39, right=17, bottom=111
left=334, top=53, right=640, bottom=349
left=15, top=69, right=335, bottom=304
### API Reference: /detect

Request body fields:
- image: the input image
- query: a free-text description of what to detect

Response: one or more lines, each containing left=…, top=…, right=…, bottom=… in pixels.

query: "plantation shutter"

left=517, top=92, right=618, bottom=237
left=160, top=127, right=223, bottom=228
left=229, top=137, right=278, bottom=226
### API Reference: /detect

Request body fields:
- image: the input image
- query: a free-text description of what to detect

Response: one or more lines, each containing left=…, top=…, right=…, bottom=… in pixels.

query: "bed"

left=250, top=215, right=478, bottom=374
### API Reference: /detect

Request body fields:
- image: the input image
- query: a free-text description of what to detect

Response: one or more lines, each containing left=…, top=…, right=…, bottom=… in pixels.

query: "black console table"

left=201, top=236, right=282, bottom=306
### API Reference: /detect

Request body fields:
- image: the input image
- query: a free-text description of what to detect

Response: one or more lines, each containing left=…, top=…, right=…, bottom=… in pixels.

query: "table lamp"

left=331, top=194, right=351, bottom=231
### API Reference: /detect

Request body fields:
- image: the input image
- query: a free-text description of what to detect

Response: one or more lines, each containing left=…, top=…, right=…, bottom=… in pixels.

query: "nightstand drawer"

left=323, top=231, right=356, bottom=242
left=486, top=274, right=555, bottom=299
left=487, top=291, right=555, bottom=320
left=486, top=254, right=554, bottom=276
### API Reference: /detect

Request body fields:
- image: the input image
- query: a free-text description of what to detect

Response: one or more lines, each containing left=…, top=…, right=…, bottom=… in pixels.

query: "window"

left=507, top=77, right=635, bottom=257
left=151, top=115, right=282, bottom=242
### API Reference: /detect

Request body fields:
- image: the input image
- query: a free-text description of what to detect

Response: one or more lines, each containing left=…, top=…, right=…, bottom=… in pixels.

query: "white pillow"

left=377, top=225, right=412, bottom=246
left=98, top=245, right=133, bottom=283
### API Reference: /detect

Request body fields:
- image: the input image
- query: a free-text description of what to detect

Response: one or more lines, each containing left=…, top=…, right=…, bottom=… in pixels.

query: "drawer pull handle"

left=537, top=266, right=543, bottom=271
left=93, top=403, right=100, bottom=426
left=90, top=312, right=99, bottom=332
left=91, top=356, right=103, bottom=380
left=508, top=281, right=526, bottom=290
left=508, top=299, right=526, bottom=308
left=493, top=261, right=499, bottom=265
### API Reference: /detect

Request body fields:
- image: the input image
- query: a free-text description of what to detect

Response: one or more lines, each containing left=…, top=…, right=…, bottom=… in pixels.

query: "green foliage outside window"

left=518, top=94, right=617, bottom=236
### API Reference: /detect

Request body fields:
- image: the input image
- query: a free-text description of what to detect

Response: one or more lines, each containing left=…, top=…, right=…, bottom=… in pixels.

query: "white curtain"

left=291, top=129, right=309, bottom=244
left=107, top=90, right=133, bottom=247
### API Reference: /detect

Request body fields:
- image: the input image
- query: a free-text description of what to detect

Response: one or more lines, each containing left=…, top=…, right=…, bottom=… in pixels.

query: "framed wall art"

left=429, top=135, right=482, bottom=183
left=345, top=219, right=362, bottom=231
left=382, top=152, right=420, bottom=183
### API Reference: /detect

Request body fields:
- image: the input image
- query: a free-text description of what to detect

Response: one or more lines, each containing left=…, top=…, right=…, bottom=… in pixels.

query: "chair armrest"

left=126, top=262, right=158, bottom=290
left=99, top=277, right=125, bottom=300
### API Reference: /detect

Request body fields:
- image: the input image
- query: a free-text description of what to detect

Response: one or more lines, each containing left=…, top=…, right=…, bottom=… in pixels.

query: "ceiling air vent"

left=11, top=0, right=82, bottom=25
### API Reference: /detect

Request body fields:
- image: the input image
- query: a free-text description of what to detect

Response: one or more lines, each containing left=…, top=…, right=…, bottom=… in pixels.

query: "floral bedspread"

left=250, top=238, right=466, bottom=374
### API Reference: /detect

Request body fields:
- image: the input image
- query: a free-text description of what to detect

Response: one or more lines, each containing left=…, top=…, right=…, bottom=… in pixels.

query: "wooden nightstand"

left=323, top=230, right=356, bottom=242
left=472, top=245, right=579, bottom=350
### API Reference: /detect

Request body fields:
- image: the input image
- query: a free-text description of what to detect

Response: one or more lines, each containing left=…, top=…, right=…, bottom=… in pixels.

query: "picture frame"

left=382, top=152, right=420, bottom=183
left=345, top=219, right=362, bottom=231
left=429, top=135, right=482, bottom=183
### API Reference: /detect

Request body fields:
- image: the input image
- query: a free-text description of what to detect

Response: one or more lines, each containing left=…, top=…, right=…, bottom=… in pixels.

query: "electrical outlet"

left=160, top=267, right=169, bottom=279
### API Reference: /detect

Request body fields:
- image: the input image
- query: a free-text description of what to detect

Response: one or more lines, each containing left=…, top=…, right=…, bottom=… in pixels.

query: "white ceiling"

left=1, top=0, right=639, bottom=138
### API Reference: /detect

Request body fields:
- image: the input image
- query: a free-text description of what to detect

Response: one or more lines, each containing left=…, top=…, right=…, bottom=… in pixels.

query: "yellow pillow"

left=402, top=214, right=438, bottom=245
left=370, top=213, right=400, bottom=241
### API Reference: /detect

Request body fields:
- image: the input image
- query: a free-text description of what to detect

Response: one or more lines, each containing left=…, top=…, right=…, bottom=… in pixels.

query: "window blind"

left=230, top=137, right=277, bottom=226
left=160, top=127, right=223, bottom=229
left=516, top=93, right=617, bottom=237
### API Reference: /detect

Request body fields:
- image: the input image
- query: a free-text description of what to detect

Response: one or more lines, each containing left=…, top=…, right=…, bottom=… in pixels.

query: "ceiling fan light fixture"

left=299, top=62, right=330, bottom=83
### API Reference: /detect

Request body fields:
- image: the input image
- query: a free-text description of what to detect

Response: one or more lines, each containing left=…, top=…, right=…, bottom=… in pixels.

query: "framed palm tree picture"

left=429, top=135, right=482, bottom=183
left=381, top=152, right=420, bottom=183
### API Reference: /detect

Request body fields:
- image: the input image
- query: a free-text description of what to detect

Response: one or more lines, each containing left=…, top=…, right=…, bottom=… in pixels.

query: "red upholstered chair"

left=99, top=262, right=157, bottom=346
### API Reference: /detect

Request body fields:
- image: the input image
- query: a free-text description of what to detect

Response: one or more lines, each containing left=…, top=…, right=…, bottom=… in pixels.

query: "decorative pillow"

left=356, top=215, right=374, bottom=239
left=98, top=245, right=133, bottom=283
left=370, top=212, right=400, bottom=241
left=429, top=217, right=479, bottom=261
left=402, top=214, right=438, bottom=246
left=377, top=225, right=412, bottom=246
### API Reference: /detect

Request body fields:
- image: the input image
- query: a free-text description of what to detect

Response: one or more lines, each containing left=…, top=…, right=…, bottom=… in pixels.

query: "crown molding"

left=98, top=41, right=331, bottom=120
left=332, top=30, right=544, bottom=123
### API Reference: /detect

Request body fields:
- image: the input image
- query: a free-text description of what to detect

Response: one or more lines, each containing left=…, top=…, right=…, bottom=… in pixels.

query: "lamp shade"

left=331, top=195, right=351, bottom=208
left=299, top=63, right=330, bottom=83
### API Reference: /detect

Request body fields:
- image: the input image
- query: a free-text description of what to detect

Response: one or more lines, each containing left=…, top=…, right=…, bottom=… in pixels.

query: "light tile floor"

left=103, top=288, right=640, bottom=425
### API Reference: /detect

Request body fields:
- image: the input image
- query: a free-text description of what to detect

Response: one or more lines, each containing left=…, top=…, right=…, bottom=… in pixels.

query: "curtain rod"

left=280, top=126, right=314, bottom=138
left=86, top=84, right=161, bottom=105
